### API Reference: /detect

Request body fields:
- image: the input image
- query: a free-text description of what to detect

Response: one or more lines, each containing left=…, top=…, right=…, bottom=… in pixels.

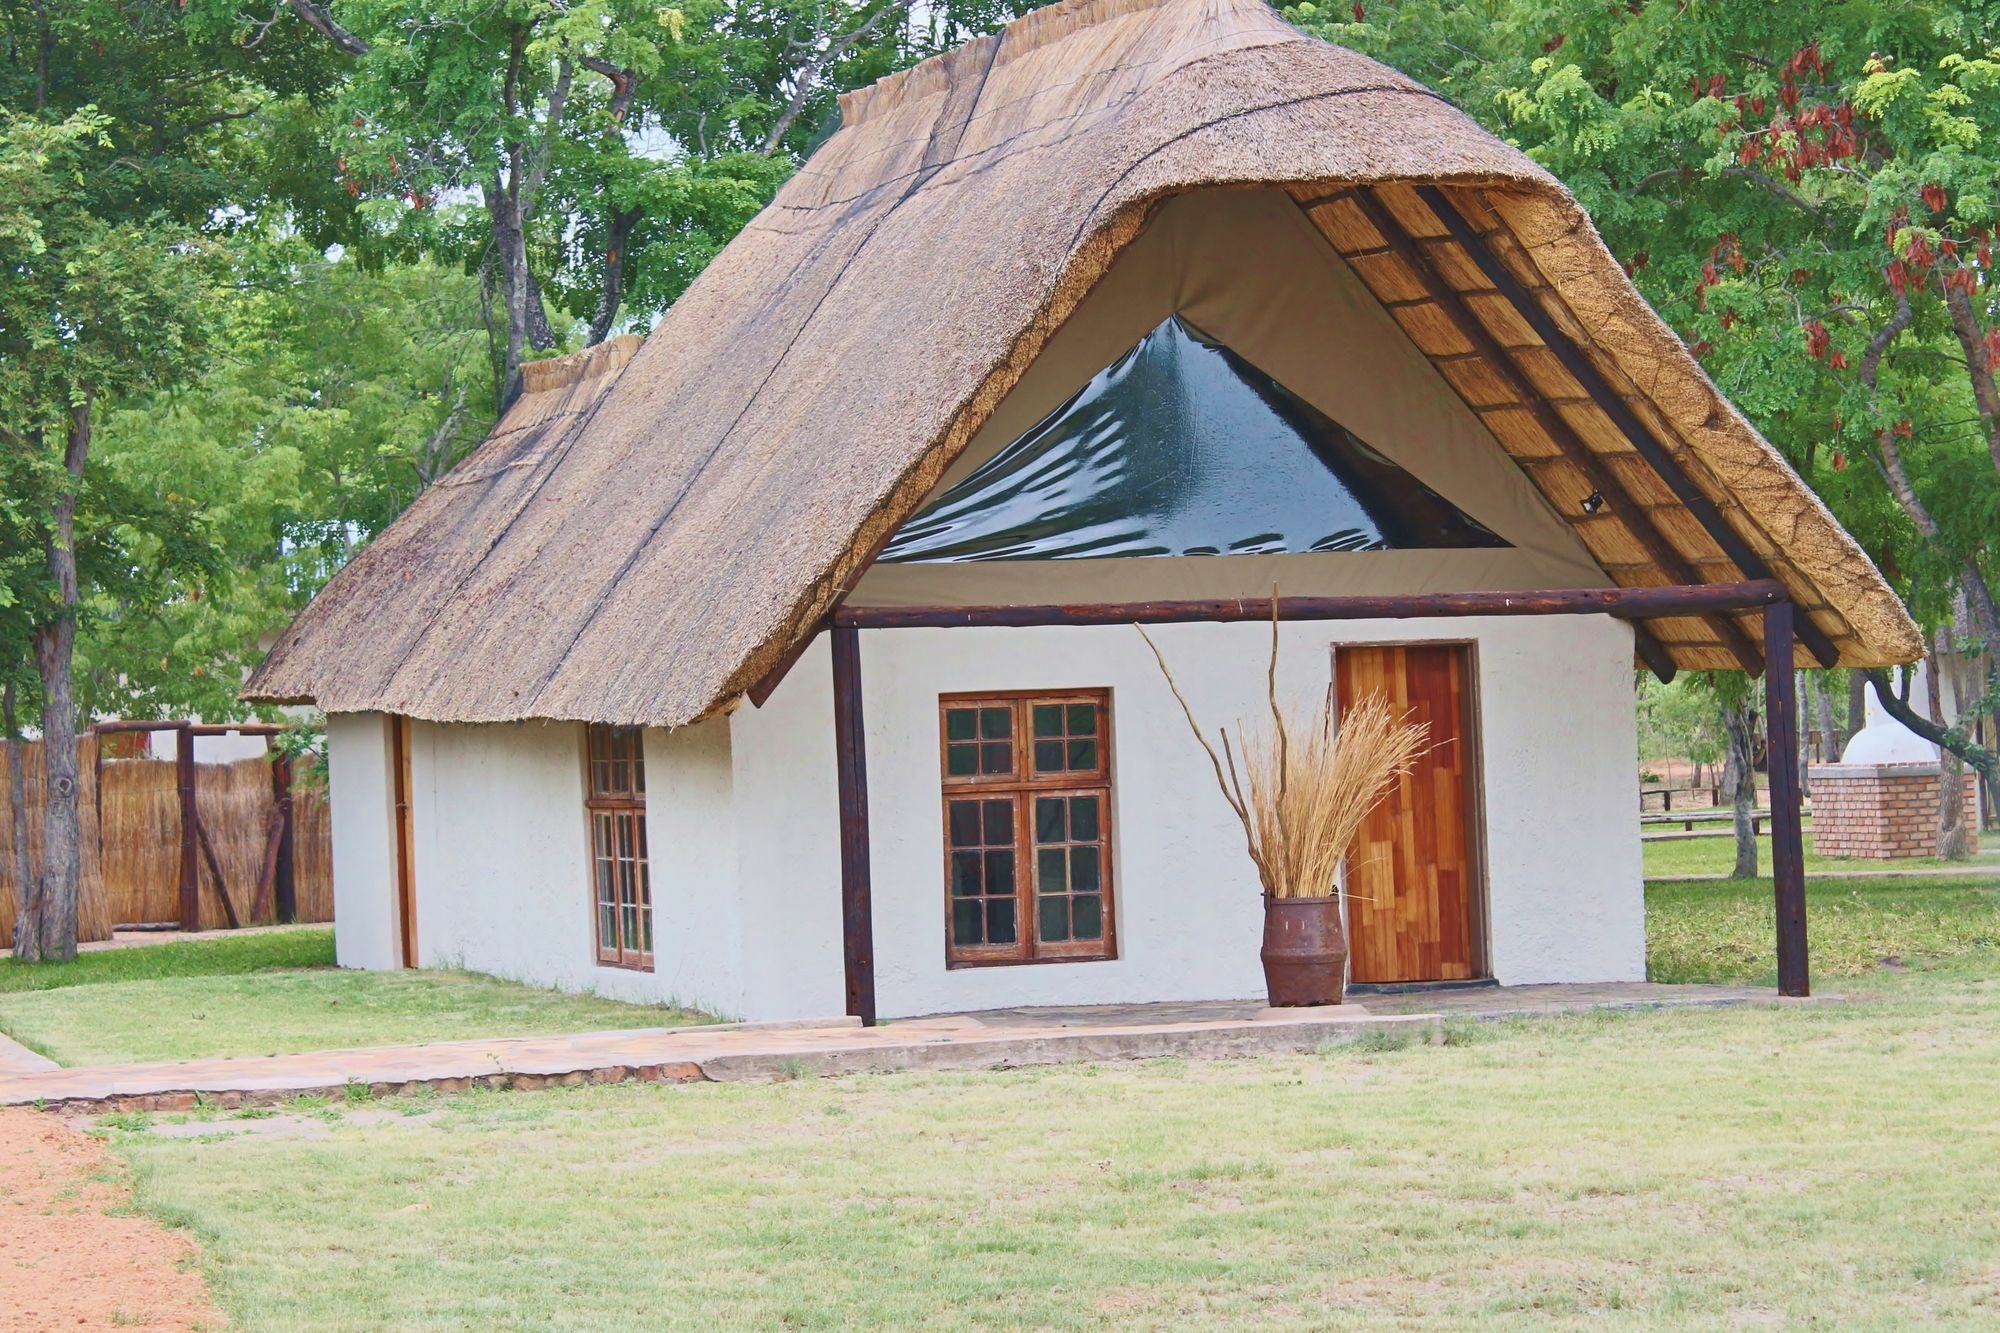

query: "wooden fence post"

left=175, top=725, right=198, bottom=932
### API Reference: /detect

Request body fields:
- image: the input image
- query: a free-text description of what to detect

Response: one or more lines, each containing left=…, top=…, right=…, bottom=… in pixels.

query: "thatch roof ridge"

left=244, top=0, right=1917, bottom=726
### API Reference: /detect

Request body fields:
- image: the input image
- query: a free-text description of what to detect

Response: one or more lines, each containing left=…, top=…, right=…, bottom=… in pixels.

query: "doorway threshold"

left=1346, top=977, right=1498, bottom=996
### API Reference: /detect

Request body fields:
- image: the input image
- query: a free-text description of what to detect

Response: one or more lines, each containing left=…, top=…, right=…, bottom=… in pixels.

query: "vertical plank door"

left=1335, top=644, right=1481, bottom=982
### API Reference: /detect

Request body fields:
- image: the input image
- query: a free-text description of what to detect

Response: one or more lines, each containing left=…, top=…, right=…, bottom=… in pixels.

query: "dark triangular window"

left=881, top=315, right=1505, bottom=562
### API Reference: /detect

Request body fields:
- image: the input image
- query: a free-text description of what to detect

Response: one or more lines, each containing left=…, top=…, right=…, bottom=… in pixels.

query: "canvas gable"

left=850, top=187, right=1606, bottom=607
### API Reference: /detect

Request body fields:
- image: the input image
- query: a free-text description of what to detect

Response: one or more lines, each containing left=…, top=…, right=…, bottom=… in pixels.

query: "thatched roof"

left=245, top=0, right=1919, bottom=726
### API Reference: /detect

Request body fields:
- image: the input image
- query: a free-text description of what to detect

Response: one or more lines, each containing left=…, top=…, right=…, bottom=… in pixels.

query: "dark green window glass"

left=1035, top=796, right=1065, bottom=843
left=1069, top=796, right=1099, bottom=842
left=1070, top=847, right=1099, bottom=893
left=948, top=800, right=981, bottom=847
left=1037, top=848, right=1066, bottom=893
left=1038, top=895, right=1070, bottom=943
left=987, top=899, right=1017, bottom=944
left=953, top=900, right=983, bottom=945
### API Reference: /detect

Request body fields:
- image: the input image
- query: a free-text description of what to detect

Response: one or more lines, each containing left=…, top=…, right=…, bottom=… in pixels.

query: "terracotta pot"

left=1260, top=894, right=1348, bottom=1006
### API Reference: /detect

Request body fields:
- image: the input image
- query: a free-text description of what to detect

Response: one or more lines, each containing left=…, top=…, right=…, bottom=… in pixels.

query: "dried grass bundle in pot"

left=1137, top=609, right=1429, bottom=904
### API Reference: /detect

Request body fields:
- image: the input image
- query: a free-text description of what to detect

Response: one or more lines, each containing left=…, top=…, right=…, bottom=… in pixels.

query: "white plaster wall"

left=645, top=717, right=749, bottom=1016
left=725, top=635, right=850, bottom=1022
left=393, top=718, right=666, bottom=1006
left=736, top=615, right=1646, bottom=1020
left=325, top=711, right=399, bottom=971
left=329, top=617, right=1642, bottom=1017
left=380, top=714, right=772, bottom=1016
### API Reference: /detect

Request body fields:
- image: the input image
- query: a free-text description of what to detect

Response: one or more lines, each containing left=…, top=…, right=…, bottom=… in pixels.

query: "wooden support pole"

left=830, top=624, right=878, bottom=1026
left=175, top=725, right=198, bottom=932
left=1414, top=184, right=1841, bottom=669
left=1765, top=600, right=1810, bottom=997
left=833, top=581, right=1787, bottom=631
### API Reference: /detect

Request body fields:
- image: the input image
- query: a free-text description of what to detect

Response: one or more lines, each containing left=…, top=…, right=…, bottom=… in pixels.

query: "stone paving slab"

left=0, top=983, right=1804, bottom=1114
left=0, top=1031, right=58, bottom=1076
left=2, top=1006, right=1435, bottom=1113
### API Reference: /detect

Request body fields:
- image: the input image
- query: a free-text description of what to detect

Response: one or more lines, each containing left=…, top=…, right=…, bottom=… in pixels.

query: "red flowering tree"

left=1292, top=0, right=1999, bottom=794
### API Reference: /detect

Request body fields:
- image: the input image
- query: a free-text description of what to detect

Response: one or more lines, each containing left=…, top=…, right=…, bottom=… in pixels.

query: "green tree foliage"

left=306, top=0, right=1034, bottom=396
left=87, top=239, right=494, bottom=723
left=1290, top=0, right=2000, bottom=787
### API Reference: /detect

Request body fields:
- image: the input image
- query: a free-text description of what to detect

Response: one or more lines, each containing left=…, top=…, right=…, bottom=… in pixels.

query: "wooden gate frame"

left=90, top=719, right=298, bottom=932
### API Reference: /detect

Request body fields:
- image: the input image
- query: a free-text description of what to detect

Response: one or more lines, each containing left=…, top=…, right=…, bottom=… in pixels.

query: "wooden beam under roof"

left=1413, top=185, right=1841, bottom=668
left=831, top=580, right=1790, bottom=632
left=1334, top=187, right=1766, bottom=676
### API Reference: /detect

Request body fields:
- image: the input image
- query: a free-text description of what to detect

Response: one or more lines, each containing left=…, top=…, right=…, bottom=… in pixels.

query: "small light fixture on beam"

left=1580, top=490, right=1606, bottom=515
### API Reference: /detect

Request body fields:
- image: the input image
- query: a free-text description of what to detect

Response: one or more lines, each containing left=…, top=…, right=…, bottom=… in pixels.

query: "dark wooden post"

left=272, top=751, right=297, bottom=924
left=830, top=625, right=878, bottom=1026
left=175, top=724, right=198, bottom=931
left=1765, top=601, right=1810, bottom=996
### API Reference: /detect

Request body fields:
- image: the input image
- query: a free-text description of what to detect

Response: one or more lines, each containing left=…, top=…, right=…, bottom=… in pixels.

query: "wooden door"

left=1335, top=644, right=1481, bottom=982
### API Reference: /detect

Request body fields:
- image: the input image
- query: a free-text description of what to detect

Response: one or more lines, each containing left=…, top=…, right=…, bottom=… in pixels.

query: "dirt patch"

left=0, top=1108, right=222, bottom=1331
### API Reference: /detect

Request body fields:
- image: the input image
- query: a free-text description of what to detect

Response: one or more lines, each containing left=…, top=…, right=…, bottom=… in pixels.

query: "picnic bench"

left=1641, top=808, right=1775, bottom=837
left=1640, top=785, right=1723, bottom=813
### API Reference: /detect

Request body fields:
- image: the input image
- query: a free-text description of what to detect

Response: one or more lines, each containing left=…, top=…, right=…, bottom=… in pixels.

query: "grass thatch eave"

left=243, top=0, right=1918, bottom=729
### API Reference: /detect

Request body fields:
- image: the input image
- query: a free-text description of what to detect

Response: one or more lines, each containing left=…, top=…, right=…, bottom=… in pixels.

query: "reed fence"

left=1, top=737, right=332, bottom=943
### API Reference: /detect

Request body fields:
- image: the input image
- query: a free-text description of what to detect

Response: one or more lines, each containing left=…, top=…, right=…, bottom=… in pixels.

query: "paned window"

left=940, top=692, right=1114, bottom=965
left=586, top=724, right=652, bottom=970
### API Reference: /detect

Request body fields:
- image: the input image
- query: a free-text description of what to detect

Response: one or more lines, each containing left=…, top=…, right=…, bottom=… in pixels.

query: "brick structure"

left=1809, top=763, right=1981, bottom=860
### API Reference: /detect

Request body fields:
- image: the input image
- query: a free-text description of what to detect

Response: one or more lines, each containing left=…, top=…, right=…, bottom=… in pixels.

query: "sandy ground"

left=0, top=1109, right=221, bottom=1331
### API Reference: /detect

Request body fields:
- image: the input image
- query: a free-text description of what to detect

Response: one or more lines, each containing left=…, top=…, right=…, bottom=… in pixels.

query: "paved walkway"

left=0, top=1031, right=57, bottom=1076
left=1, top=983, right=1806, bottom=1114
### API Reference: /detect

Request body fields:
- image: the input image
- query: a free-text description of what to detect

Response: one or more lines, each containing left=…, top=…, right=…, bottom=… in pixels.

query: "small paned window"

left=585, top=724, right=653, bottom=970
left=939, top=692, right=1114, bottom=965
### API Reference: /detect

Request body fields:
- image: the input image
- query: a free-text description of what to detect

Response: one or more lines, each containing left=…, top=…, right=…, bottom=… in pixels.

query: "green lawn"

left=0, top=929, right=711, bottom=1066
left=1640, top=828, right=1984, bottom=879
left=0, top=927, right=336, bottom=993
left=92, top=870, right=2000, bottom=1327
left=1647, top=874, right=2000, bottom=983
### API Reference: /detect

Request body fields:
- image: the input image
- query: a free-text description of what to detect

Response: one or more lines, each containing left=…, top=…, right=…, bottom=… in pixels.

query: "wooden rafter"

left=1334, top=187, right=1764, bottom=676
left=1413, top=185, right=1841, bottom=668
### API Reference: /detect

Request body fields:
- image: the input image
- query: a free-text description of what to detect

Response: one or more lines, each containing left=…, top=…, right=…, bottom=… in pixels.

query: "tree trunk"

left=1931, top=632, right=1975, bottom=860
left=1846, top=669, right=1867, bottom=749
left=1813, top=673, right=1839, bottom=766
left=5, top=677, right=29, bottom=956
left=23, top=399, right=90, bottom=963
left=1719, top=698, right=1758, bottom=879
left=487, top=189, right=560, bottom=406
left=586, top=205, right=642, bottom=346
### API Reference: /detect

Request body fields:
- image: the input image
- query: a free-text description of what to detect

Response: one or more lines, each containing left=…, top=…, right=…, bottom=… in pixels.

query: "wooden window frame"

left=938, top=690, right=1117, bottom=968
left=583, top=724, right=654, bottom=972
